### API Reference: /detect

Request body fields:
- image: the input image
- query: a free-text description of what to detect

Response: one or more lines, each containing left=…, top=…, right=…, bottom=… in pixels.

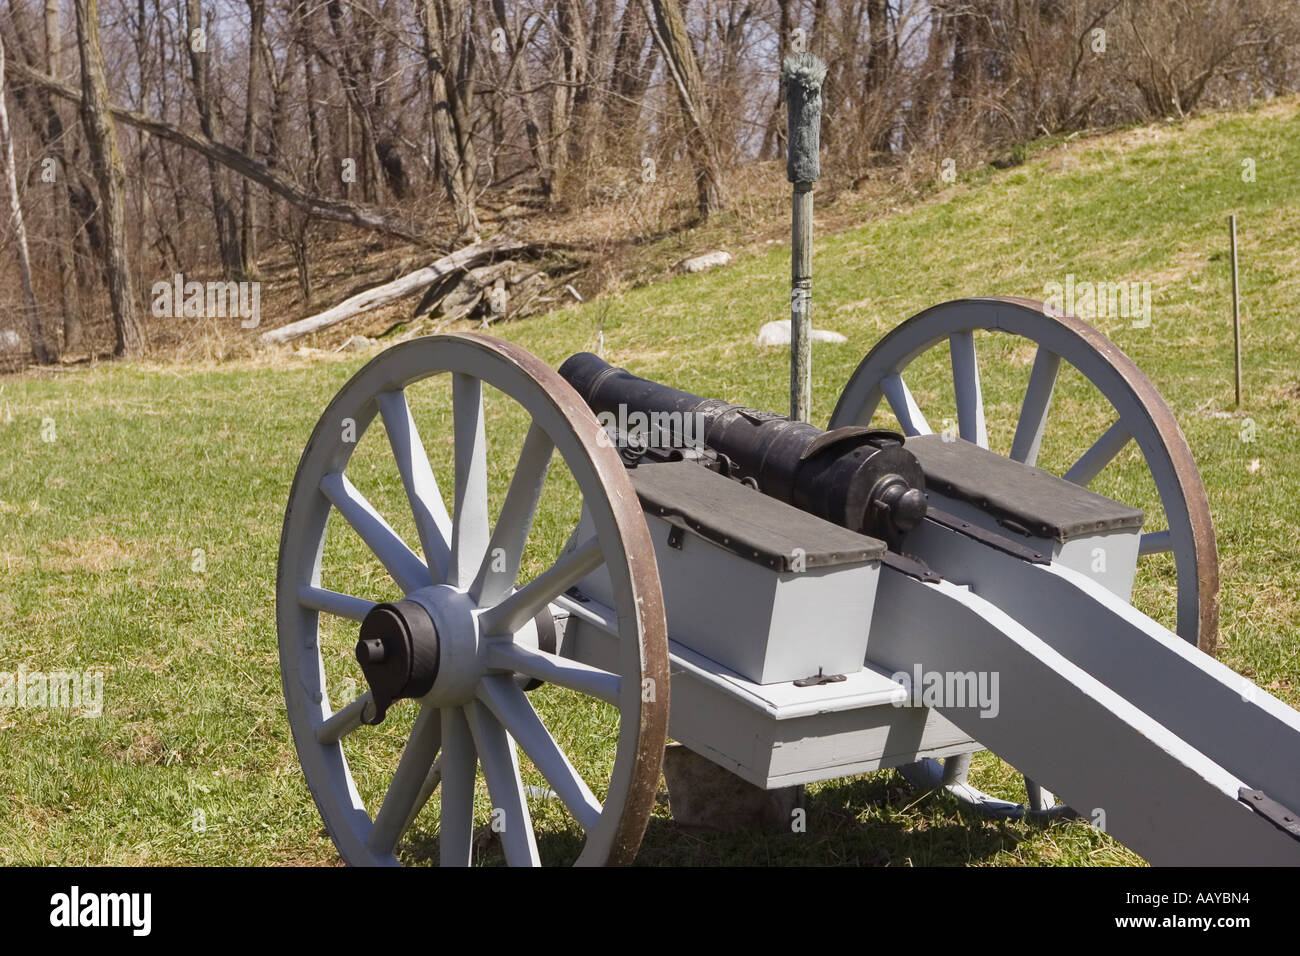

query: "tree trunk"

left=492, top=0, right=552, bottom=199
left=185, top=0, right=244, bottom=278
left=73, top=0, right=144, bottom=357
left=608, top=0, right=658, bottom=143
left=0, top=36, right=50, bottom=363
left=866, top=0, right=894, bottom=155
left=240, top=0, right=265, bottom=277
left=293, top=0, right=326, bottom=191
left=40, top=0, right=82, bottom=352
left=419, top=0, right=480, bottom=239
left=323, top=0, right=385, bottom=203
left=7, top=0, right=83, bottom=352
left=763, top=0, right=794, bottom=159
left=573, top=0, right=617, bottom=167
left=643, top=0, right=725, bottom=218
left=550, top=0, right=587, bottom=182
left=951, top=4, right=987, bottom=104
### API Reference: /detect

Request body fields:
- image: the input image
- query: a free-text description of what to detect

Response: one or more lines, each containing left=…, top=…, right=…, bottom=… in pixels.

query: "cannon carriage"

left=275, top=296, right=1300, bottom=866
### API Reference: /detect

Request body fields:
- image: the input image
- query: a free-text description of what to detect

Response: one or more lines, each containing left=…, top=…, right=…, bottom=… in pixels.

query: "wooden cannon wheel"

left=277, top=334, right=669, bottom=865
left=831, top=296, right=1217, bottom=651
left=831, top=297, right=1218, bottom=814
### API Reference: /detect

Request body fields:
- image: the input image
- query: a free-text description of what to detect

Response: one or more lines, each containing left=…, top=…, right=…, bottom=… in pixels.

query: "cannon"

left=276, top=298, right=1300, bottom=866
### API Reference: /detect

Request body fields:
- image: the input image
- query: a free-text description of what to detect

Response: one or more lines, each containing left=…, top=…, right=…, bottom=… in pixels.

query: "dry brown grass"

left=10, top=93, right=1298, bottom=377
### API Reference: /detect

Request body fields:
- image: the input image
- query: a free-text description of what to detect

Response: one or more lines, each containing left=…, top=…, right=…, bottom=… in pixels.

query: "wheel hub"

left=355, top=600, right=441, bottom=724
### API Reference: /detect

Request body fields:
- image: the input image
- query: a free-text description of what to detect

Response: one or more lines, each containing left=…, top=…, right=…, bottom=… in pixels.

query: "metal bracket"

left=923, top=506, right=1051, bottom=564
left=1239, top=788, right=1300, bottom=841
left=880, top=551, right=941, bottom=583
left=793, top=668, right=847, bottom=688
left=666, top=524, right=685, bottom=550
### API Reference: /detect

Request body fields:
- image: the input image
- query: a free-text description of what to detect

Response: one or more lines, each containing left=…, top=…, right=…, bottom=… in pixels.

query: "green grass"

left=3, top=98, right=1299, bottom=866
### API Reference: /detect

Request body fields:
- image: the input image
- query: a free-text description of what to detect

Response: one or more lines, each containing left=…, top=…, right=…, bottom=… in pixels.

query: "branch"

left=3, top=58, right=426, bottom=247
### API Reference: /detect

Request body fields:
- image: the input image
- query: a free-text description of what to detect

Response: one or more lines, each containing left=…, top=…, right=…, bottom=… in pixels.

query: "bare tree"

left=7, top=58, right=427, bottom=244
left=73, top=0, right=144, bottom=356
left=240, top=0, right=266, bottom=276
left=643, top=0, right=726, bottom=218
left=0, top=34, right=48, bottom=363
left=491, top=0, right=552, bottom=199
left=1121, top=0, right=1270, bottom=119
left=0, top=0, right=1297, bottom=360
left=185, top=0, right=244, bottom=278
left=419, top=0, right=481, bottom=238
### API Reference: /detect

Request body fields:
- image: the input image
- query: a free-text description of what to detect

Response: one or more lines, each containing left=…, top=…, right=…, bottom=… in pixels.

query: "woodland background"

left=1, top=0, right=1299, bottom=367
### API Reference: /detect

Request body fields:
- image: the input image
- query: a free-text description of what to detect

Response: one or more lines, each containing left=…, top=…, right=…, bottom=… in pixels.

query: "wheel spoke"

left=377, top=389, right=452, bottom=583
left=477, top=537, right=605, bottom=636
left=484, top=641, right=621, bottom=705
left=1063, top=420, right=1132, bottom=487
left=470, top=423, right=555, bottom=606
left=1009, top=347, right=1061, bottom=466
left=320, top=471, right=430, bottom=594
left=465, top=700, right=540, bottom=866
left=401, top=756, right=442, bottom=836
left=449, top=374, right=491, bottom=589
left=881, top=373, right=933, bottom=436
left=368, top=706, right=442, bottom=857
left=438, top=706, right=477, bottom=867
left=317, top=691, right=374, bottom=745
left=478, top=675, right=603, bottom=831
left=1140, top=529, right=1173, bottom=555
left=299, top=585, right=375, bottom=622
left=949, top=331, right=988, bottom=448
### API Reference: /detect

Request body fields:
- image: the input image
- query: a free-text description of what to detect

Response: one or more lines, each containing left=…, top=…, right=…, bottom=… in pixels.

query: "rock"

left=757, top=319, right=847, bottom=346
left=662, top=743, right=802, bottom=831
left=0, top=329, right=21, bottom=351
left=678, top=250, right=732, bottom=274
left=339, top=335, right=376, bottom=352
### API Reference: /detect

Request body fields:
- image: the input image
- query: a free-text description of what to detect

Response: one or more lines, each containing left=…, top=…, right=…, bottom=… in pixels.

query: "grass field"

left=2, top=98, right=1299, bottom=866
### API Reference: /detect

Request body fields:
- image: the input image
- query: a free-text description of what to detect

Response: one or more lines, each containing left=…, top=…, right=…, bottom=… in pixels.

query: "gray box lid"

left=906, top=434, right=1144, bottom=542
left=628, top=459, right=886, bottom=571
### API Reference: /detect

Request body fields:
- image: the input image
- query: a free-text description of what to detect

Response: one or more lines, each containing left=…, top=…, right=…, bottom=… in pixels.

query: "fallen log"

left=260, top=238, right=527, bottom=344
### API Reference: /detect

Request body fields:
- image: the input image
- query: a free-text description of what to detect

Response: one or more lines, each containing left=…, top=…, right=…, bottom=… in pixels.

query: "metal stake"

left=1229, top=214, right=1242, bottom=408
left=790, top=182, right=813, bottom=422
left=783, top=53, right=826, bottom=423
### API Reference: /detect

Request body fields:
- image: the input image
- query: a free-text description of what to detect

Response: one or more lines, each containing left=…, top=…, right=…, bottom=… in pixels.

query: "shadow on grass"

left=397, top=771, right=1036, bottom=866
left=632, top=772, right=1030, bottom=867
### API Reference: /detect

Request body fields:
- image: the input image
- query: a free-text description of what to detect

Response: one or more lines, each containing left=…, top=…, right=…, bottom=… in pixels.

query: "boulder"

left=757, top=319, right=847, bottom=346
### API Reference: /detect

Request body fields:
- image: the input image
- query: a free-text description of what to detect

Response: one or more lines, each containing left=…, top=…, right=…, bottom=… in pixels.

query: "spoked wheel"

left=277, top=333, right=669, bottom=866
left=831, top=296, right=1218, bottom=815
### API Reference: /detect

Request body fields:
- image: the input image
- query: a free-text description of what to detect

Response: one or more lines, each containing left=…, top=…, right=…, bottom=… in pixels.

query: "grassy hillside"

left=2, top=97, right=1298, bottom=866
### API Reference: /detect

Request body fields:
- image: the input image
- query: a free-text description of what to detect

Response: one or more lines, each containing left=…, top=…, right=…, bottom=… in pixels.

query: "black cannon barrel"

left=558, top=352, right=927, bottom=546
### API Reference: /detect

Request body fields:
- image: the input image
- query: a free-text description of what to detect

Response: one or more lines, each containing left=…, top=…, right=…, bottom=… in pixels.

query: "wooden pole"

left=1229, top=214, right=1241, bottom=408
